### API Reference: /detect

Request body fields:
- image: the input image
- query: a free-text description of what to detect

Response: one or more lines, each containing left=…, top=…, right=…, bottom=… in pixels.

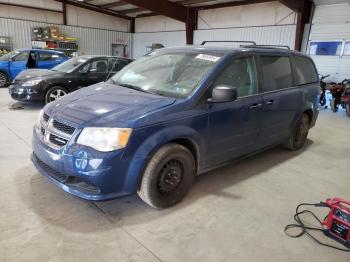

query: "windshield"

left=110, top=52, right=222, bottom=98
left=0, top=51, right=18, bottom=61
left=52, top=57, right=88, bottom=73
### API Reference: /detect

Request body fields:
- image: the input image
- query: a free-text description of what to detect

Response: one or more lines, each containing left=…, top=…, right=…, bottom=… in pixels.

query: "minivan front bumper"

left=31, top=127, right=133, bottom=200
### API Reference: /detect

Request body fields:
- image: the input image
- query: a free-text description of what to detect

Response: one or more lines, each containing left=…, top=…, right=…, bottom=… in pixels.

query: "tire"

left=45, top=86, right=68, bottom=104
left=0, top=72, right=9, bottom=88
left=137, top=143, right=196, bottom=209
left=331, top=98, right=338, bottom=112
left=346, top=104, right=350, bottom=117
left=282, top=114, right=310, bottom=151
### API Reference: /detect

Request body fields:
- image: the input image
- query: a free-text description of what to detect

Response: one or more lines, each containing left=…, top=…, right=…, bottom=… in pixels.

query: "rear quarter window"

left=259, top=55, right=293, bottom=92
left=291, top=56, right=318, bottom=85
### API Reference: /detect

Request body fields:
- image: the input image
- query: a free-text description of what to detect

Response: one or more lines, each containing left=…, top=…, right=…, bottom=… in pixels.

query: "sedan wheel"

left=45, top=86, right=68, bottom=104
left=0, top=72, right=8, bottom=88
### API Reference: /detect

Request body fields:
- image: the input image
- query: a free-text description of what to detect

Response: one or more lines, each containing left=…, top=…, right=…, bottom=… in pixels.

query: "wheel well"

left=169, top=138, right=198, bottom=170
left=303, top=109, right=313, bottom=123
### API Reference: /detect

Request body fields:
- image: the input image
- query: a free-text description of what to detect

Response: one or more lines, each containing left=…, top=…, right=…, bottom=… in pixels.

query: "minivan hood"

left=46, top=83, right=176, bottom=128
left=15, top=69, right=65, bottom=81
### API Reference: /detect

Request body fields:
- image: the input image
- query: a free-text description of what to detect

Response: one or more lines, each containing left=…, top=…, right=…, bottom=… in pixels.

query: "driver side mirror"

left=208, top=86, right=238, bottom=103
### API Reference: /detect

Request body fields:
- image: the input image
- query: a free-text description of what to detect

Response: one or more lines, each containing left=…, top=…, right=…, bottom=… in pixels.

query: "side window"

left=81, top=59, right=108, bottom=73
left=12, top=51, right=29, bottom=62
left=309, top=41, right=342, bottom=56
left=292, top=56, right=318, bottom=85
left=344, top=41, right=350, bottom=56
left=260, top=56, right=293, bottom=92
left=39, top=52, right=60, bottom=61
left=213, top=56, right=258, bottom=97
left=109, top=59, right=128, bottom=72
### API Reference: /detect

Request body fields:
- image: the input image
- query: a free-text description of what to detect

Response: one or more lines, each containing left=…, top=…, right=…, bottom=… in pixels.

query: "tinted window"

left=81, top=59, right=108, bottom=73
left=12, top=51, right=29, bottom=62
left=214, top=56, right=258, bottom=97
left=109, top=58, right=128, bottom=72
left=39, top=52, right=60, bottom=61
left=309, top=41, right=342, bottom=56
left=292, top=56, right=318, bottom=85
left=260, top=56, right=293, bottom=92
left=344, top=41, right=350, bottom=56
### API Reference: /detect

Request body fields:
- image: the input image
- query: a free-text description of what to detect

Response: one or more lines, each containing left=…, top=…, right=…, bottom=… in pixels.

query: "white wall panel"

left=135, top=15, right=185, bottom=32
left=0, top=1, right=130, bottom=31
left=194, top=25, right=296, bottom=49
left=198, top=1, right=296, bottom=29
left=133, top=31, right=186, bottom=58
left=0, top=17, right=132, bottom=57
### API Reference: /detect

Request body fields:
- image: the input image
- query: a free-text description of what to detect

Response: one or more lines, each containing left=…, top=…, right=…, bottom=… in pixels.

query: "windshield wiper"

left=116, top=82, right=160, bottom=96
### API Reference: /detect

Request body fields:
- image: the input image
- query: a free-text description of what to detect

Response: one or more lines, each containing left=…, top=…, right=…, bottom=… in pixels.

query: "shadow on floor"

left=17, top=140, right=313, bottom=232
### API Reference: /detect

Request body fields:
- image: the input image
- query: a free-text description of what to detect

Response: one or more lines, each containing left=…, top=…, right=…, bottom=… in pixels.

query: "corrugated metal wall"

left=194, top=25, right=296, bottom=48
left=132, top=25, right=296, bottom=59
left=0, top=17, right=132, bottom=57
left=308, top=3, right=350, bottom=82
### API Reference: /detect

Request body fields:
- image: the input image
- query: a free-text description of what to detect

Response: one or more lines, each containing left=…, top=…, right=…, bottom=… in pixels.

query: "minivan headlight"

left=77, top=127, right=132, bottom=152
left=22, top=79, right=42, bottom=86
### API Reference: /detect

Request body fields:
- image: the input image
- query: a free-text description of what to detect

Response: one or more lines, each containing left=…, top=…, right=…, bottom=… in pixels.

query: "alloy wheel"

left=48, top=89, right=67, bottom=102
left=0, top=72, right=8, bottom=87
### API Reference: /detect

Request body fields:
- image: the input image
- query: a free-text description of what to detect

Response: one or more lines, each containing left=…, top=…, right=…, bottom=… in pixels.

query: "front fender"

left=122, top=125, right=204, bottom=194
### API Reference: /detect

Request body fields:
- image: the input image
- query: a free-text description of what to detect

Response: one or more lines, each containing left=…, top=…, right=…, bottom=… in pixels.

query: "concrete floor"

left=0, top=88, right=349, bottom=262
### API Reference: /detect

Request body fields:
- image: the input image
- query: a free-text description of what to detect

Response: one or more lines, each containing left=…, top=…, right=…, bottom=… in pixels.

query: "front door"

left=79, top=58, right=109, bottom=87
left=9, top=50, right=29, bottom=79
left=206, top=55, right=263, bottom=167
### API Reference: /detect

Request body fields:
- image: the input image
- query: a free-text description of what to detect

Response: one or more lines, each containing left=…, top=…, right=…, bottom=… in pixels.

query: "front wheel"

left=319, top=95, right=326, bottom=106
left=346, top=104, right=350, bottom=117
left=282, top=114, right=310, bottom=151
left=0, top=72, right=9, bottom=88
left=45, top=86, right=68, bottom=104
left=137, top=143, right=196, bottom=209
left=331, top=98, right=338, bottom=112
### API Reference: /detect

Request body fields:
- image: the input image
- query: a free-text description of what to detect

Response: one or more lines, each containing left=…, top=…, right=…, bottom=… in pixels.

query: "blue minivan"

left=31, top=45, right=319, bottom=209
left=0, top=49, right=68, bottom=87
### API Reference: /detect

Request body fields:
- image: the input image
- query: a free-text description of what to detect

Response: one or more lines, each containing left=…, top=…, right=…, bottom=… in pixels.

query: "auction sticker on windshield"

left=195, top=54, right=220, bottom=62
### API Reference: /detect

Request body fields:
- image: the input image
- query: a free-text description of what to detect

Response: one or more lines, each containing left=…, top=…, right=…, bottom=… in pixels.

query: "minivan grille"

left=40, top=113, right=75, bottom=149
left=53, top=120, right=75, bottom=135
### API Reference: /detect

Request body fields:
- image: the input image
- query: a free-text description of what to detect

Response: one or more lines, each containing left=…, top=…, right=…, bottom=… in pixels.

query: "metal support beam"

left=55, top=0, right=133, bottom=20
left=100, top=1, right=128, bottom=9
left=121, top=0, right=188, bottom=22
left=186, top=8, right=197, bottom=45
left=196, top=0, right=273, bottom=10
left=294, top=0, right=312, bottom=50
left=62, top=0, right=67, bottom=25
left=278, top=0, right=304, bottom=13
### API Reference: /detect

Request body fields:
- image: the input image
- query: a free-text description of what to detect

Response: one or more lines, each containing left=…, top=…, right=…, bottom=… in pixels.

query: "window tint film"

left=309, top=42, right=342, bottom=56
left=260, top=56, right=293, bottom=92
left=214, top=56, right=258, bottom=97
left=109, top=59, right=128, bottom=72
left=292, top=56, right=318, bottom=85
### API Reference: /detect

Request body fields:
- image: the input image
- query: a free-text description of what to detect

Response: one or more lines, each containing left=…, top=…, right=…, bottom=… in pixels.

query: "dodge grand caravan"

left=31, top=45, right=319, bottom=209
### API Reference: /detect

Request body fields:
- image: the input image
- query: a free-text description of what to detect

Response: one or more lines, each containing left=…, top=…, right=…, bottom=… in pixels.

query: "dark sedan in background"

left=9, top=55, right=132, bottom=104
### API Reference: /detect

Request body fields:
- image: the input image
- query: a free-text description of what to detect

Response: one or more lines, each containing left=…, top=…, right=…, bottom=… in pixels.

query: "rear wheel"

left=331, top=98, right=338, bottom=112
left=45, top=86, right=68, bottom=104
left=319, top=95, right=326, bottom=106
left=282, top=113, right=310, bottom=151
left=0, top=72, right=8, bottom=88
left=346, top=104, right=350, bottom=117
left=137, top=143, right=195, bottom=209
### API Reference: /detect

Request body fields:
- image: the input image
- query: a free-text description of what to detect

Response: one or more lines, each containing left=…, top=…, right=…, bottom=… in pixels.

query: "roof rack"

left=201, top=40, right=257, bottom=45
left=240, top=44, right=291, bottom=50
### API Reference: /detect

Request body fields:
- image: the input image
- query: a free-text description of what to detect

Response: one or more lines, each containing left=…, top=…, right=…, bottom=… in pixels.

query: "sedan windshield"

left=52, top=57, right=88, bottom=73
left=110, top=52, right=222, bottom=98
left=0, top=51, right=18, bottom=61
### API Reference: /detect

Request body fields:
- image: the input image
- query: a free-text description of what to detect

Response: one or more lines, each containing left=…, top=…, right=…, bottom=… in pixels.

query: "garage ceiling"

left=61, top=0, right=288, bottom=19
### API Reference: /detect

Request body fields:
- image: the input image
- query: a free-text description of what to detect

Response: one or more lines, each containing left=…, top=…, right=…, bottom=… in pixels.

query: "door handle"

left=265, top=100, right=274, bottom=106
left=249, top=103, right=262, bottom=109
